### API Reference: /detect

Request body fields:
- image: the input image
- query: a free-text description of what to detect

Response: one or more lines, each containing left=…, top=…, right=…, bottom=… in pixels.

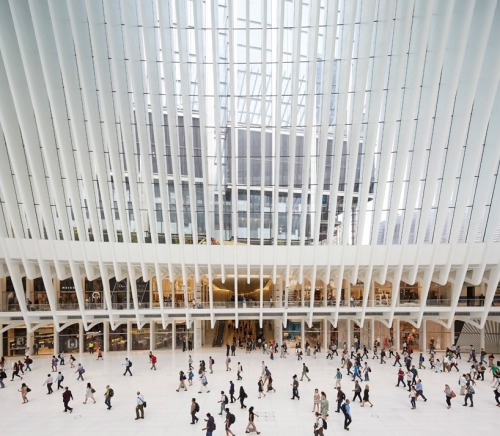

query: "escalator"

left=212, top=321, right=226, bottom=347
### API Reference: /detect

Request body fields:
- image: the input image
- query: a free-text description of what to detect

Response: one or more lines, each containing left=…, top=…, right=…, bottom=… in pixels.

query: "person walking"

left=51, top=355, right=58, bottom=372
left=43, top=374, right=54, bottom=394
left=335, top=368, right=343, bottom=388
left=62, top=386, right=74, bottom=413
left=463, top=384, right=475, bottom=407
left=352, top=381, right=362, bottom=403
left=76, top=363, right=85, bottom=381
left=444, top=384, right=455, bottom=409
left=342, top=399, right=352, bottom=431
left=418, top=353, right=426, bottom=369
left=191, top=397, right=200, bottom=424
left=396, top=368, right=406, bottom=387
left=24, top=356, right=33, bottom=372
left=363, top=362, right=371, bottom=381
left=226, top=355, right=232, bottom=372
left=291, top=374, right=300, bottom=400
left=209, top=356, right=214, bottom=374
left=237, top=361, right=243, bottom=380
left=202, top=413, right=216, bottom=436
left=11, top=361, right=22, bottom=381
left=69, top=354, right=76, bottom=368
left=177, top=370, right=188, bottom=391
left=219, top=390, right=229, bottom=415
left=312, top=388, right=321, bottom=413
left=123, top=358, right=133, bottom=376
left=0, top=367, right=6, bottom=388
left=19, top=382, right=29, bottom=403
left=335, top=387, right=346, bottom=412
left=83, top=382, right=96, bottom=404
left=320, top=391, right=329, bottom=419
left=314, top=412, right=326, bottom=436
left=301, top=363, right=311, bottom=382
left=393, top=352, right=402, bottom=367
left=410, top=386, right=417, bottom=409
left=361, top=384, right=373, bottom=407
left=258, top=377, right=266, bottom=398
left=104, top=385, right=113, bottom=410
left=150, top=354, right=157, bottom=370
left=415, top=379, right=428, bottom=402
left=56, top=371, right=64, bottom=390
left=199, top=371, right=210, bottom=393
left=245, top=406, right=261, bottom=434
left=224, top=407, right=236, bottom=436
left=238, top=385, right=248, bottom=409
left=135, top=391, right=146, bottom=420
left=229, top=380, right=236, bottom=403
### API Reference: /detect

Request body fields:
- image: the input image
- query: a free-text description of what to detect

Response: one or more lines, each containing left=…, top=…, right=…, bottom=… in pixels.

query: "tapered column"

left=78, top=321, right=84, bottom=354
left=421, top=319, right=427, bottom=352
left=150, top=322, right=155, bottom=351
left=126, top=321, right=131, bottom=353
left=394, top=319, right=400, bottom=351
left=103, top=321, right=109, bottom=352
left=194, top=320, right=202, bottom=349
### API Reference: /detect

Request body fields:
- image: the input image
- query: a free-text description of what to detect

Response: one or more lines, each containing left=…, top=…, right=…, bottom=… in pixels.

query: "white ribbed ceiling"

left=0, top=0, right=498, bottom=250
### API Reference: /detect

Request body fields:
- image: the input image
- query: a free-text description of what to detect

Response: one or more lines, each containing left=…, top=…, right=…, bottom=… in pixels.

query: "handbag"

left=91, top=388, right=96, bottom=394
left=450, top=391, right=456, bottom=398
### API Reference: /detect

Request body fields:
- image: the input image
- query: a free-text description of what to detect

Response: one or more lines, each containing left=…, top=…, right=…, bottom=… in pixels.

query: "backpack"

left=322, top=418, right=328, bottom=430
left=60, top=375, right=65, bottom=381
left=195, top=402, right=200, bottom=412
left=229, top=413, right=236, bottom=424
left=224, top=395, right=229, bottom=404
left=469, top=386, right=475, bottom=394
left=211, top=358, right=215, bottom=365
left=0, top=370, right=6, bottom=379
left=341, top=403, right=347, bottom=413
left=240, top=365, right=243, bottom=372
left=341, top=392, right=346, bottom=401
left=305, top=366, right=309, bottom=373
left=109, top=388, right=114, bottom=397
left=81, top=368, right=86, bottom=374
left=128, top=361, right=133, bottom=368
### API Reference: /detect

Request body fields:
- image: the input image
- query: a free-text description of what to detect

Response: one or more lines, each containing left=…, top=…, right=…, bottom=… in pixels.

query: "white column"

left=78, top=322, right=84, bottom=354
left=370, top=319, right=375, bottom=348
left=26, top=330, right=34, bottom=355
left=394, top=319, right=400, bottom=351
left=0, top=328, right=3, bottom=357
left=127, top=321, right=132, bottom=353
left=421, top=319, right=427, bottom=352
left=449, top=320, right=455, bottom=351
left=274, top=320, right=282, bottom=344
left=53, top=325, right=59, bottom=354
left=346, top=319, right=352, bottom=350
left=480, top=327, right=485, bottom=351
left=172, top=322, right=176, bottom=351
left=323, top=319, right=328, bottom=350
left=150, top=322, right=155, bottom=351
left=193, top=320, right=202, bottom=349
left=103, top=321, right=109, bottom=352
left=301, top=319, right=305, bottom=347
left=346, top=281, right=351, bottom=306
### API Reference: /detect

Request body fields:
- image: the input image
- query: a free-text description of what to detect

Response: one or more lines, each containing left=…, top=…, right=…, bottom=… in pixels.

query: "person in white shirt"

left=135, top=391, right=145, bottom=420
left=43, top=374, right=53, bottom=394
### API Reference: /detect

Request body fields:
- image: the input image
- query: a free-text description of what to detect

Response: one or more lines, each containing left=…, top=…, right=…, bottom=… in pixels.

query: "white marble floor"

left=1, top=348, right=497, bottom=435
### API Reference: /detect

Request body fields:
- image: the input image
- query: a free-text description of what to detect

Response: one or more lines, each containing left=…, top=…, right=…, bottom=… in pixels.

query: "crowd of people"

left=1, top=332, right=499, bottom=434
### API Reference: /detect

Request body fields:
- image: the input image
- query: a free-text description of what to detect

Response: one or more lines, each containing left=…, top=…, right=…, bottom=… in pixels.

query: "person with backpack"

left=218, top=390, right=229, bottom=415
left=314, top=411, right=326, bottom=435
left=123, top=358, right=132, bottom=376
left=209, top=356, right=214, bottom=373
left=418, top=353, right=426, bottom=369
left=104, top=385, right=113, bottom=410
left=202, top=413, right=216, bottom=436
left=224, top=407, right=236, bottom=436
left=11, top=361, right=22, bottom=381
left=191, top=398, right=200, bottom=424
left=238, top=385, right=248, bottom=409
left=245, top=406, right=261, bottom=434
left=237, top=362, right=243, bottom=380
left=51, top=355, right=59, bottom=372
left=24, top=356, right=33, bottom=371
left=341, top=399, right=352, bottom=431
left=177, top=370, right=188, bottom=392
left=56, top=371, right=64, bottom=390
left=76, top=363, right=85, bottom=381
left=463, top=383, right=475, bottom=407
left=301, top=363, right=311, bottom=382
left=335, top=387, right=346, bottom=412
left=258, top=377, right=266, bottom=398
left=229, top=380, right=236, bottom=403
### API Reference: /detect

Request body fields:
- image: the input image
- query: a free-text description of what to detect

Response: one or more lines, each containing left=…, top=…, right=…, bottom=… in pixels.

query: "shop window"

left=400, top=282, right=420, bottom=305
left=84, top=278, right=104, bottom=309
left=8, top=328, right=27, bottom=356
left=59, top=324, right=79, bottom=353
left=109, top=324, right=127, bottom=352
left=131, top=324, right=150, bottom=350
left=85, top=324, right=104, bottom=353
left=283, top=321, right=301, bottom=347
left=59, top=278, right=79, bottom=310
left=175, top=322, right=193, bottom=349
left=35, top=326, right=55, bottom=355
left=6, top=277, right=27, bottom=311
left=155, top=324, right=173, bottom=349
left=110, top=278, right=127, bottom=310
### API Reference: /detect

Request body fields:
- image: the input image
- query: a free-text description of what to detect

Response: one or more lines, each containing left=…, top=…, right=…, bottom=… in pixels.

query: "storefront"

left=155, top=323, right=173, bottom=349
left=131, top=324, right=150, bottom=350
left=33, top=278, right=50, bottom=311
left=304, top=321, right=322, bottom=348
left=85, top=278, right=104, bottom=309
left=59, top=323, right=80, bottom=353
left=136, top=278, right=150, bottom=309
left=175, top=322, right=193, bottom=349
left=59, top=278, right=79, bottom=310
left=5, top=277, right=26, bottom=311
left=400, top=321, right=419, bottom=350
left=283, top=320, right=301, bottom=347
left=84, top=324, right=103, bottom=352
left=109, top=324, right=127, bottom=351
left=34, top=326, right=55, bottom=354
left=8, top=327, right=27, bottom=356
left=110, top=278, right=127, bottom=310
